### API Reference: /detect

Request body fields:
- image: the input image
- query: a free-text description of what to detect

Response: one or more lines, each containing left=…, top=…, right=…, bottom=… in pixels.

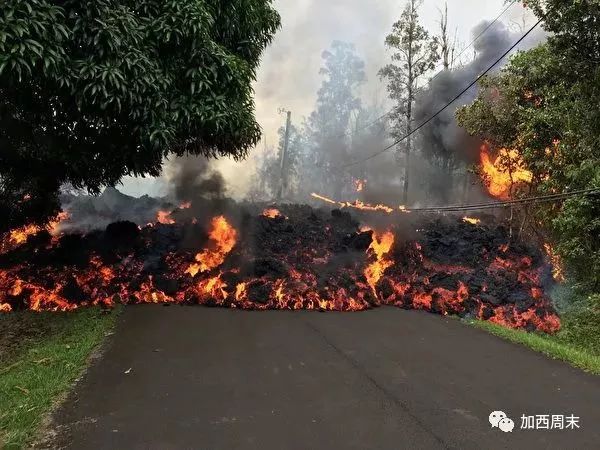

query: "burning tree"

left=0, top=0, right=281, bottom=233
left=457, top=1, right=600, bottom=289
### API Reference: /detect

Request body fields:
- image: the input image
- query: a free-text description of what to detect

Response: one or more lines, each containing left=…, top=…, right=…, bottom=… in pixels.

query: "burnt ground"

left=43, top=306, right=600, bottom=450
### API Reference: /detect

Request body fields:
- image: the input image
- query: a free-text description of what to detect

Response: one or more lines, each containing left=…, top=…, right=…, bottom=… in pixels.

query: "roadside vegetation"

left=468, top=290, right=600, bottom=375
left=457, top=1, right=600, bottom=370
left=0, top=308, right=119, bottom=449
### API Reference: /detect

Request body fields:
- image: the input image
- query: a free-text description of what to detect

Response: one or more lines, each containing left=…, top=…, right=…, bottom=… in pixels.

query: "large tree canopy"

left=0, top=0, right=280, bottom=231
left=457, top=1, right=600, bottom=289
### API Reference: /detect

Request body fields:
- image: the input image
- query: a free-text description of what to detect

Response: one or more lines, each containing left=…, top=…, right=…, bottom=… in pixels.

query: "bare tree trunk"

left=440, top=2, right=450, bottom=70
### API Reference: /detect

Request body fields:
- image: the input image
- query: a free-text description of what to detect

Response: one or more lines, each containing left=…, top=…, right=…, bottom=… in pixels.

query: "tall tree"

left=379, top=0, right=439, bottom=203
left=0, top=0, right=280, bottom=232
left=305, top=41, right=366, bottom=199
left=457, top=1, right=600, bottom=289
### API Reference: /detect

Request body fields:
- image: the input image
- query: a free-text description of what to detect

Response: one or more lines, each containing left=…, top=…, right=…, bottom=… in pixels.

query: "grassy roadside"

left=0, top=307, right=119, bottom=449
left=466, top=291, right=600, bottom=375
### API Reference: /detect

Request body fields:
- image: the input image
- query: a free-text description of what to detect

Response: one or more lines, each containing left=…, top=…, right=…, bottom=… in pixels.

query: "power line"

left=336, top=16, right=543, bottom=169
left=409, top=189, right=600, bottom=213
left=326, top=0, right=519, bottom=140
left=311, top=188, right=600, bottom=214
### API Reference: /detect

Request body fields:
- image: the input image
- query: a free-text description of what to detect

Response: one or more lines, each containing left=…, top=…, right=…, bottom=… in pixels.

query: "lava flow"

left=0, top=205, right=561, bottom=333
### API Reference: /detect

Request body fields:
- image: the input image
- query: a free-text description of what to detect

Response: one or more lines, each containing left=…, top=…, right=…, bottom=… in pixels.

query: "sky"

left=120, top=0, right=534, bottom=198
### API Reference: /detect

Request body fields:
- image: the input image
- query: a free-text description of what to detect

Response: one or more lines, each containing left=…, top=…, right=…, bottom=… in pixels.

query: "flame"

left=1, top=212, right=69, bottom=253
left=354, top=179, right=366, bottom=192
left=311, top=193, right=338, bottom=205
left=186, top=216, right=237, bottom=277
left=480, top=146, right=533, bottom=199
left=179, top=201, right=192, bottom=209
left=157, top=210, right=175, bottom=225
left=462, top=217, right=481, bottom=225
left=0, top=212, right=561, bottom=334
left=262, top=208, right=282, bottom=219
left=311, top=193, right=401, bottom=214
left=543, top=243, right=565, bottom=283
left=364, top=231, right=395, bottom=297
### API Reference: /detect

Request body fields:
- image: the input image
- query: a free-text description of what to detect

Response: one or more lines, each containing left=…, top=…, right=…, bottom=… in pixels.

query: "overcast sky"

left=121, top=0, right=534, bottom=198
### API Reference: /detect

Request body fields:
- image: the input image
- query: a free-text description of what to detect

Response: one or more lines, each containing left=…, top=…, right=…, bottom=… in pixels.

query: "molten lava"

left=0, top=208, right=562, bottom=335
left=480, top=146, right=533, bottom=199
left=262, top=208, right=283, bottom=219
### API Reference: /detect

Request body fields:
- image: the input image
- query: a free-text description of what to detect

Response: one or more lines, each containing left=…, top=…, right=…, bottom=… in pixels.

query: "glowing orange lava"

left=262, top=208, right=282, bottom=219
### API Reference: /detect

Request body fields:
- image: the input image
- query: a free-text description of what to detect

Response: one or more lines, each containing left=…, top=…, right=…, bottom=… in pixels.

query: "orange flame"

left=480, top=146, right=533, bottom=199
left=364, top=231, right=395, bottom=297
left=262, top=208, right=282, bottom=219
left=157, top=210, right=175, bottom=225
left=543, top=243, right=565, bottom=283
left=354, top=179, right=366, bottom=192
left=186, top=216, right=237, bottom=277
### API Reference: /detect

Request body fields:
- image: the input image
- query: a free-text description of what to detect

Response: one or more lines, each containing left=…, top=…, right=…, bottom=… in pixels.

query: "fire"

left=311, top=193, right=338, bottom=205
left=186, top=216, right=237, bottom=277
left=157, top=210, right=175, bottom=225
left=462, top=217, right=481, bottom=225
left=480, top=146, right=533, bottom=199
left=354, top=179, right=366, bottom=192
left=543, top=243, right=565, bottom=283
left=8, top=224, right=40, bottom=246
left=311, top=193, right=400, bottom=214
left=262, top=208, right=282, bottom=219
left=1, top=212, right=69, bottom=253
left=0, top=210, right=561, bottom=335
left=364, top=231, right=395, bottom=297
left=179, top=201, right=192, bottom=209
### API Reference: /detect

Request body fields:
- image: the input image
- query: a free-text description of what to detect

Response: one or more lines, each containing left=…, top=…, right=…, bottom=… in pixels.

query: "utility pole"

left=277, top=110, right=292, bottom=202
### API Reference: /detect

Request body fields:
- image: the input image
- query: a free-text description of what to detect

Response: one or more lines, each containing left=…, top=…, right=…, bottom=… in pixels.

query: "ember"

left=262, top=208, right=283, bottom=219
left=462, top=217, right=481, bottom=225
left=0, top=206, right=561, bottom=333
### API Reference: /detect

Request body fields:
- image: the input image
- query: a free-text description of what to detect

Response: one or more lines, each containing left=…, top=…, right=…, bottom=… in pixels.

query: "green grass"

left=466, top=291, right=600, bottom=375
left=0, top=307, right=119, bottom=449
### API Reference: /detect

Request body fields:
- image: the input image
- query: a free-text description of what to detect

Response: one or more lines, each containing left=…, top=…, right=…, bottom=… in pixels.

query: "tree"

left=305, top=41, right=366, bottom=199
left=379, top=0, right=439, bottom=203
left=0, top=0, right=280, bottom=232
left=251, top=123, right=304, bottom=201
left=457, top=2, right=600, bottom=289
left=438, top=2, right=457, bottom=70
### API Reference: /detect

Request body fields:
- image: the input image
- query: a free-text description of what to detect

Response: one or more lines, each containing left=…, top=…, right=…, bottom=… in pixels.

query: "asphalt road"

left=49, top=306, right=600, bottom=449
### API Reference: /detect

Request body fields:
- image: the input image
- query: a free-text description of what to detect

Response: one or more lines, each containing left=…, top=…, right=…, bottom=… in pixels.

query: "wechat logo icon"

left=489, top=411, right=515, bottom=433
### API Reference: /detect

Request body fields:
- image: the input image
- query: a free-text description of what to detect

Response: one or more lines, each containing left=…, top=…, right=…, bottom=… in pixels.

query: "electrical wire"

left=324, top=0, right=519, bottom=140
left=335, top=16, right=543, bottom=169
left=310, top=188, right=600, bottom=214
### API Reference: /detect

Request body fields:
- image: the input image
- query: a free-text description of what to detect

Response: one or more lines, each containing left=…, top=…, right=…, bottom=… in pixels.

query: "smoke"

left=415, top=20, right=547, bottom=165
left=164, top=155, right=226, bottom=203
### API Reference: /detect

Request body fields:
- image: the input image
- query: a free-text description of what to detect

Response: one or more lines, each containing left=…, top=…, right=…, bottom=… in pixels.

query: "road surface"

left=48, top=306, right=600, bottom=449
